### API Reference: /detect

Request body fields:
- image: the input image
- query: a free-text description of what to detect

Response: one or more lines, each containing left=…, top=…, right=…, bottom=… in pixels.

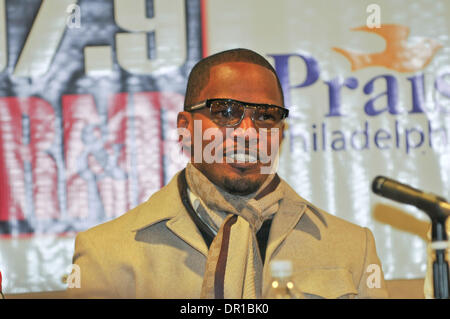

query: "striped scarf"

left=185, top=163, right=285, bottom=298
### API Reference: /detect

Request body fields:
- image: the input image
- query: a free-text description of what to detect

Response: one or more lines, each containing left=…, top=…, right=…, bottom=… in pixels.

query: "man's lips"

left=226, top=152, right=258, bottom=163
left=224, top=148, right=271, bottom=162
left=227, top=161, right=259, bottom=172
left=223, top=149, right=260, bottom=171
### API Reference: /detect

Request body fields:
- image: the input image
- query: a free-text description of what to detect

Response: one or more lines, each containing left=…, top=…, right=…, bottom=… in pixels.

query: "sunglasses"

left=184, top=98, right=289, bottom=129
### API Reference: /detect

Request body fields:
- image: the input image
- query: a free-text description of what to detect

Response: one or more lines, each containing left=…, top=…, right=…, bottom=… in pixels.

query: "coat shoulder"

left=299, top=201, right=371, bottom=249
left=314, top=206, right=367, bottom=235
left=282, top=180, right=369, bottom=241
left=76, top=200, right=147, bottom=245
left=76, top=171, right=182, bottom=245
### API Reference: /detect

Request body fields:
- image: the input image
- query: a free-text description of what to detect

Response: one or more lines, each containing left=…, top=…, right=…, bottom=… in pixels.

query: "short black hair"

left=184, top=48, right=284, bottom=108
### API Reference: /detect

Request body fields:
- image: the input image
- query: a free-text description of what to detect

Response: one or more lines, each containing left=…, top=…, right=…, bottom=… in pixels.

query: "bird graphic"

left=333, top=24, right=442, bottom=73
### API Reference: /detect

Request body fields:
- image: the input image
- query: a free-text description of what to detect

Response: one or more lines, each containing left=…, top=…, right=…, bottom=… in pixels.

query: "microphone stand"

left=371, top=176, right=450, bottom=298
left=431, top=202, right=450, bottom=299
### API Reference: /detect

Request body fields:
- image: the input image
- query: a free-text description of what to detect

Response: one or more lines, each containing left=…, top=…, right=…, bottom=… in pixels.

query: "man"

left=68, top=48, right=388, bottom=298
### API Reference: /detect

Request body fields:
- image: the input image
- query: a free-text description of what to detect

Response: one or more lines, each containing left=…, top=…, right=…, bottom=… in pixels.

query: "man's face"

left=178, top=61, right=285, bottom=195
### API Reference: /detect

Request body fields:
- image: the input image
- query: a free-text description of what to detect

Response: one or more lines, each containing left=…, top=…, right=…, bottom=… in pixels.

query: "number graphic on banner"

left=13, top=0, right=76, bottom=78
left=84, top=46, right=113, bottom=76
left=0, top=0, right=6, bottom=73
left=114, top=0, right=186, bottom=74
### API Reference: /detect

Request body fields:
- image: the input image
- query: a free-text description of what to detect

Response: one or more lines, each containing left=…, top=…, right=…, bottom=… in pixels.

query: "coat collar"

left=130, top=171, right=209, bottom=257
left=130, top=171, right=182, bottom=232
left=129, top=169, right=311, bottom=260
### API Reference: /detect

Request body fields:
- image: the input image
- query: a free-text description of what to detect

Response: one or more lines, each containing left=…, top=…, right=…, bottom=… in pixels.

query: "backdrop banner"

left=0, top=0, right=449, bottom=293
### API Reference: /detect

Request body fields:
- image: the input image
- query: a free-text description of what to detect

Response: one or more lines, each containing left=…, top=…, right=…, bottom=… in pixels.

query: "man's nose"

left=230, top=109, right=258, bottom=140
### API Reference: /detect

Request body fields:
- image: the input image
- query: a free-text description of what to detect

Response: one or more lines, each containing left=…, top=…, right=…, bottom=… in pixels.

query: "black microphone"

left=373, top=175, right=450, bottom=299
left=372, top=176, right=450, bottom=222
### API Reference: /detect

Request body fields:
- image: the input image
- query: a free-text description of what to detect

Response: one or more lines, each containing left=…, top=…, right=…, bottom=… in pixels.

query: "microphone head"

left=371, top=175, right=450, bottom=222
left=372, top=176, right=388, bottom=195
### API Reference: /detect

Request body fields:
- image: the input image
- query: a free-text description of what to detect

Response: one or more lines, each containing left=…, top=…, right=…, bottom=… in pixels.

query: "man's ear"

left=177, top=111, right=193, bottom=156
left=281, top=121, right=288, bottom=140
left=177, top=111, right=192, bottom=131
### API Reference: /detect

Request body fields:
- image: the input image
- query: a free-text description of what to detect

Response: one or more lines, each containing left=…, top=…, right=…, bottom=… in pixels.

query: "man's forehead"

left=208, top=61, right=274, bottom=80
left=197, top=61, right=283, bottom=104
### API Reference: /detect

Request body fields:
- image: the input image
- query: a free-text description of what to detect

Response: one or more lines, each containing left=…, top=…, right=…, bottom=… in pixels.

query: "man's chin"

left=221, top=165, right=267, bottom=195
left=222, top=175, right=262, bottom=195
left=193, top=162, right=266, bottom=195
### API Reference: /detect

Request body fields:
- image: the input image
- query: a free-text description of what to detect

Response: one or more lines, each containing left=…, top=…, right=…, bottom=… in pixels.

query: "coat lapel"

left=263, top=183, right=308, bottom=286
left=165, top=212, right=209, bottom=257
left=264, top=198, right=307, bottom=265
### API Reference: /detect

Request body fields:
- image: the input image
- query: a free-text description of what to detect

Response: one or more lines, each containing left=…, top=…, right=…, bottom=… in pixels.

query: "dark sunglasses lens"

left=254, top=106, right=283, bottom=128
left=209, top=100, right=243, bottom=126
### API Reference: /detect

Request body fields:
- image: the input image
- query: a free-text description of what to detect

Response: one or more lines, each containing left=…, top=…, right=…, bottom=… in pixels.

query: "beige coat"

left=67, top=171, right=389, bottom=298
